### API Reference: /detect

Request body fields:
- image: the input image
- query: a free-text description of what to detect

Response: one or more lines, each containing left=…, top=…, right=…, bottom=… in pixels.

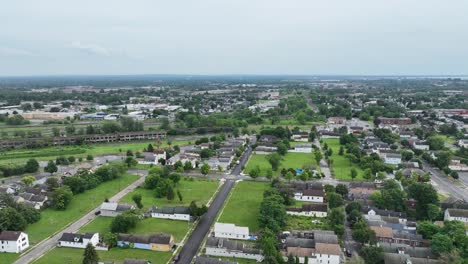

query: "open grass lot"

left=26, top=174, right=139, bottom=245
left=0, top=254, right=19, bottom=264
left=33, top=247, right=172, bottom=264
left=244, top=152, right=316, bottom=177
left=80, top=217, right=190, bottom=242
left=322, top=138, right=365, bottom=180
left=285, top=215, right=328, bottom=231
left=0, top=139, right=191, bottom=165
left=120, top=177, right=219, bottom=209
left=218, top=181, right=269, bottom=232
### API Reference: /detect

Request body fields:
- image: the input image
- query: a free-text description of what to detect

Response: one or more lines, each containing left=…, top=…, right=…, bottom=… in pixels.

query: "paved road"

left=175, top=179, right=235, bottom=264
left=15, top=172, right=147, bottom=264
left=422, top=161, right=468, bottom=201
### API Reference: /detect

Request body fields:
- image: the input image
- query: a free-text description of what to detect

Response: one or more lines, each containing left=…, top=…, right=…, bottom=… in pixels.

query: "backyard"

left=322, top=138, right=365, bottom=180
left=33, top=247, right=172, bottom=264
left=120, top=177, right=220, bottom=209
left=243, top=152, right=316, bottom=177
left=218, top=181, right=269, bottom=232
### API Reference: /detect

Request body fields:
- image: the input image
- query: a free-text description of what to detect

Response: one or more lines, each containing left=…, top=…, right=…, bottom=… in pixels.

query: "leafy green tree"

left=350, top=168, right=358, bottom=180
left=21, top=176, right=35, bottom=186
left=346, top=201, right=362, bottom=214
left=0, top=207, right=27, bottom=231
left=86, top=154, right=94, bottom=161
left=266, top=153, right=282, bottom=171
left=132, top=193, right=143, bottom=209
left=166, top=185, right=175, bottom=201
left=201, top=163, right=210, bottom=176
left=82, top=243, right=99, bottom=264
left=417, top=221, right=440, bottom=239
left=50, top=186, right=73, bottom=210
left=110, top=212, right=138, bottom=233
left=314, top=150, right=323, bottom=164
left=431, top=233, right=453, bottom=256
left=335, top=184, right=348, bottom=198
left=328, top=207, right=345, bottom=227
left=44, top=160, right=58, bottom=173
left=24, top=159, right=39, bottom=173
left=184, top=161, right=193, bottom=171
left=103, top=233, right=118, bottom=248
left=328, top=192, right=344, bottom=208
left=359, top=246, right=384, bottom=264
left=177, top=189, right=183, bottom=202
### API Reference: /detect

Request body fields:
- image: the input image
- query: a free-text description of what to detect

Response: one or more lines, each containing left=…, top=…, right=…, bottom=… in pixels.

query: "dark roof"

left=118, top=233, right=172, bottom=245
left=59, top=232, right=96, bottom=243
left=195, top=256, right=237, bottom=264
left=301, top=189, right=325, bottom=197
left=447, top=208, right=468, bottom=218
left=0, top=231, right=22, bottom=241
left=287, top=204, right=327, bottom=213
left=285, top=237, right=315, bottom=248
left=205, top=237, right=261, bottom=254
left=149, top=206, right=190, bottom=215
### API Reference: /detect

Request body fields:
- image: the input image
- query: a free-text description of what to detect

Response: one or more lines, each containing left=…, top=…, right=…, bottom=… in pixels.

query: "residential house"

left=448, top=158, right=468, bottom=172
left=327, top=117, right=346, bottom=125
left=205, top=237, right=263, bottom=262
left=383, top=153, right=402, bottom=165
left=254, top=146, right=277, bottom=154
left=117, top=233, right=175, bottom=252
left=444, top=208, right=468, bottom=223
left=318, top=130, right=340, bottom=139
left=154, top=149, right=166, bottom=161
left=148, top=206, right=191, bottom=221
left=377, top=117, right=412, bottom=125
left=282, top=236, right=341, bottom=264
left=291, top=132, right=309, bottom=142
left=289, top=144, right=313, bottom=153
left=409, top=140, right=430, bottom=151
left=286, top=204, right=328, bottom=218
left=138, top=152, right=157, bottom=165
left=100, top=202, right=135, bottom=217
left=58, top=232, right=100, bottom=249
left=214, top=223, right=251, bottom=241
left=293, top=189, right=325, bottom=203
left=458, top=139, right=468, bottom=148
left=362, top=206, right=407, bottom=223
left=0, top=231, right=29, bottom=253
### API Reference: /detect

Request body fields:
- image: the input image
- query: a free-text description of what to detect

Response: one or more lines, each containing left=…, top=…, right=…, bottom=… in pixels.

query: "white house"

left=286, top=204, right=328, bottom=218
left=410, top=140, right=430, bottom=150
left=214, top=223, right=251, bottom=240
left=205, top=237, right=264, bottom=262
left=289, top=144, right=313, bottom=153
left=154, top=150, right=166, bottom=162
left=458, top=139, right=468, bottom=148
left=0, top=231, right=29, bottom=253
left=148, top=206, right=191, bottom=221
left=448, top=159, right=468, bottom=172
left=58, top=233, right=99, bottom=249
left=293, top=189, right=325, bottom=203
left=291, top=132, right=309, bottom=142
left=444, top=208, right=468, bottom=223
left=100, top=202, right=135, bottom=217
left=314, top=243, right=341, bottom=264
left=383, top=153, right=402, bottom=165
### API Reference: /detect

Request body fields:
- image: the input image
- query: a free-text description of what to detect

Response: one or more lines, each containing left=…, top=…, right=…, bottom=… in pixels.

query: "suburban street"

left=14, top=172, right=147, bottom=264
left=175, top=138, right=254, bottom=264
left=175, top=179, right=235, bottom=264
left=422, top=161, right=468, bottom=201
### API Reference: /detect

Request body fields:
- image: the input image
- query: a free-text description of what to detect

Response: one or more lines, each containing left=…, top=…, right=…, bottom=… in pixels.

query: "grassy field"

left=0, top=254, right=19, bottom=264
left=244, top=152, right=316, bottom=177
left=33, top=247, right=172, bottom=264
left=26, top=174, right=139, bottom=245
left=0, top=139, right=191, bottom=165
left=322, top=138, right=365, bottom=180
left=120, top=178, right=219, bottom=209
left=218, top=181, right=269, bottom=232
left=80, top=217, right=190, bottom=241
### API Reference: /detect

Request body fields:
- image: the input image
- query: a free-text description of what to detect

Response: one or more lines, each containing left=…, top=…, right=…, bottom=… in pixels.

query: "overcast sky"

left=1, top=0, right=468, bottom=76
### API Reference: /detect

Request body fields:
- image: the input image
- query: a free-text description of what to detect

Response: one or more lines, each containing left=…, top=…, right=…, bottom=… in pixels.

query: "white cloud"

left=0, top=46, right=35, bottom=57
left=69, top=41, right=111, bottom=56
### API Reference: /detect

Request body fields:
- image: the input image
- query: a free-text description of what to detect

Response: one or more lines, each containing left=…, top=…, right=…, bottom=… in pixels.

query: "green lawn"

left=33, top=247, right=172, bottom=264
left=120, top=178, right=219, bottom=210
left=218, top=181, right=269, bottom=232
left=0, top=254, right=19, bottom=264
left=0, top=139, right=191, bottom=165
left=322, top=138, right=365, bottom=180
left=244, top=152, right=316, bottom=177
left=80, top=217, right=190, bottom=242
left=26, top=174, right=139, bottom=245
